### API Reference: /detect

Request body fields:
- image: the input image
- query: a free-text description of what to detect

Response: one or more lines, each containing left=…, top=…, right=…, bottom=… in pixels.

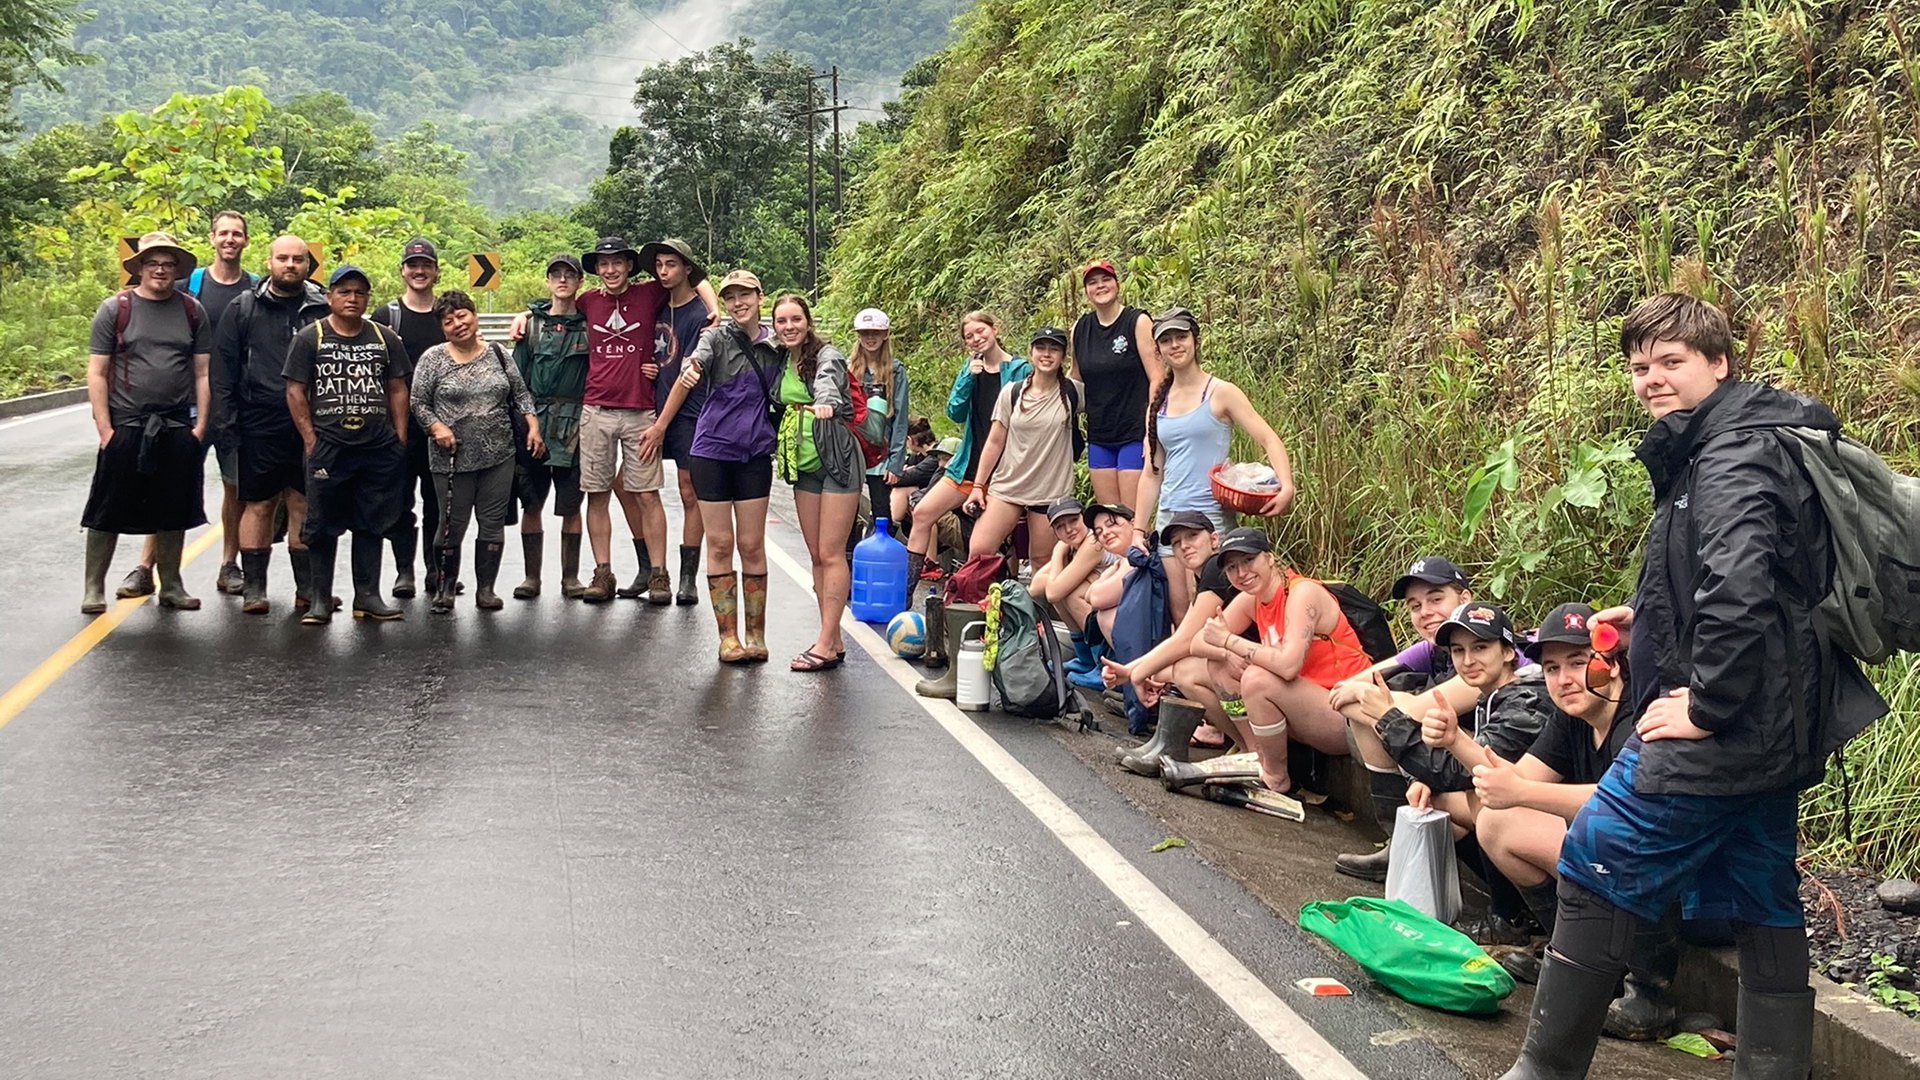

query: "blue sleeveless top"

left=1156, top=376, right=1233, bottom=532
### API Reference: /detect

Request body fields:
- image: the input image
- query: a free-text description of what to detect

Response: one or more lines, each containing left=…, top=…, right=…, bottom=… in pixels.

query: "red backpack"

left=847, top=379, right=888, bottom=469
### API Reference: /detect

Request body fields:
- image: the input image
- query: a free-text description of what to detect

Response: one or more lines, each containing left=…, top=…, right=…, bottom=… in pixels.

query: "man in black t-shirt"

left=370, top=236, right=448, bottom=598
left=284, top=265, right=412, bottom=626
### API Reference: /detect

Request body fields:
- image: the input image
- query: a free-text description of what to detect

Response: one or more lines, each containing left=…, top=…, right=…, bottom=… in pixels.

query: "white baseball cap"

left=853, top=307, right=891, bottom=332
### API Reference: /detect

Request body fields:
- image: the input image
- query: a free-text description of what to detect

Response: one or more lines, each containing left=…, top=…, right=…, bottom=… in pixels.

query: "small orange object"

left=1296, top=977, right=1352, bottom=996
left=1590, top=622, right=1620, bottom=652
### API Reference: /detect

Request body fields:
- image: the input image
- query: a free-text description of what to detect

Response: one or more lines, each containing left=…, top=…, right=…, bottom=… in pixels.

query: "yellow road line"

left=0, top=525, right=222, bottom=732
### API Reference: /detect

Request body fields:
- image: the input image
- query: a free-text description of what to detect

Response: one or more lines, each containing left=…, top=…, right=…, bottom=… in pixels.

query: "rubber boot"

left=915, top=601, right=980, bottom=699
left=906, top=552, right=926, bottom=594
left=240, top=547, right=271, bottom=614
left=741, top=573, right=770, bottom=662
left=349, top=532, right=402, bottom=620
left=1519, top=879, right=1562, bottom=936
left=513, top=533, right=543, bottom=599
left=1336, top=770, right=1410, bottom=881
left=616, top=538, right=650, bottom=599
left=301, top=538, right=338, bottom=625
left=81, top=529, right=118, bottom=615
left=675, top=545, right=700, bottom=605
left=474, top=540, right=505, bottom=610
left=559, top=531, right=585, bottom=598
left=431, top=547, right=462, bottom=613
left=1605, top=907, right=1682, bottom=1041
left=1121, top=697, right=1207, bottom=776
left=1067, top=641, right=1108, bottom=689
left=709, top=572, right=747, bottom=663
left=1495, top=950, right=1622, bottom=1080
left=1731, top=986, right=1815, bottom=1080
left=152, top=530, right=199, bottom=610
left=920, top=595, right=948, bottom=667
left=1064, top=633, right=1098, bottom=675
left=391, top=527, right=418, bottom=598
left=290, top=546, right=314, bottom=612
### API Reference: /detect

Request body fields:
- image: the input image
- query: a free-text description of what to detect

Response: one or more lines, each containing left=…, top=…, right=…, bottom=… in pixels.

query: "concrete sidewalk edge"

left=0, top=387, right=87, bottom=420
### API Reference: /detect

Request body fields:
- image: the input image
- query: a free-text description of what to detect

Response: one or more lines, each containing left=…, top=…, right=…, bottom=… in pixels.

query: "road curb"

left=0, top=387, right=87, bottom=420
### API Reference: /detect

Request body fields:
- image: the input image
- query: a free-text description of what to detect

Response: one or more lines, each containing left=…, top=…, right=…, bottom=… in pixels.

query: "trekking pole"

left=439, top=440, right=458, bottom=592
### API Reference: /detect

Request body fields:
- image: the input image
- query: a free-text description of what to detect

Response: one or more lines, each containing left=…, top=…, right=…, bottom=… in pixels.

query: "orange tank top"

left=1252, top=574, right=1372, bottom=688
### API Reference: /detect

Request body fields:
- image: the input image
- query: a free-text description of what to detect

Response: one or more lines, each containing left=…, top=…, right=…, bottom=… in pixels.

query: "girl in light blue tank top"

left=1153, top=374, right=1234, bottom=532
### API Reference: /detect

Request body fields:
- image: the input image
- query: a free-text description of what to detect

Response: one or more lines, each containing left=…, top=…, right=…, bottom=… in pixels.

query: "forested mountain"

left=11, top=0, right=963, bottom=208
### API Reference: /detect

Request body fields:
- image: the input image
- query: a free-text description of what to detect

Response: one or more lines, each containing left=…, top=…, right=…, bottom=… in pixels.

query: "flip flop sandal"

left=1190, top=725, right=1230, bottom=749
left=790, top=649, right=844, bottom=672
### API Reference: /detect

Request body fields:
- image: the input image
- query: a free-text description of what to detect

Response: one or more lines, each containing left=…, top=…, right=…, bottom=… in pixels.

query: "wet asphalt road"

left=0, top=405, right=1473, bottom=1080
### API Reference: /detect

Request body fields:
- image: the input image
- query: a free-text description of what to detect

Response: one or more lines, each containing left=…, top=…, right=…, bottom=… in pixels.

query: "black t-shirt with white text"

left=283, top=319, right=411, bottom=448
left=1527, top=706, right=1631, bottom=785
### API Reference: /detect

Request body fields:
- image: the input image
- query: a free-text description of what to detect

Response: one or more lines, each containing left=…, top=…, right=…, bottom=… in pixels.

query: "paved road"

left=0, top=405, right=1474, bottom=1080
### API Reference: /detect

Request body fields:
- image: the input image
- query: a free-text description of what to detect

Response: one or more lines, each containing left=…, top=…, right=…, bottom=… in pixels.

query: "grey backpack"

left=1779, top=427, right=1920, bottom=663
left=988, top=580, right=1071, bottom=719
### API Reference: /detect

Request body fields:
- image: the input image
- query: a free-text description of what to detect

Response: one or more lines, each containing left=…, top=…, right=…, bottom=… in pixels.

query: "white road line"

left=762, top=534, right=1370, bottom=1080
left=0, top=403, right=89, bottom=433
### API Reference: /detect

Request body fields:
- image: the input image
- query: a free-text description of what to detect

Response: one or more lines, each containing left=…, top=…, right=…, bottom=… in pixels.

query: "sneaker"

left=216, top=562, right=245, bottom=595
left=1498, top=944, right=1544, bottom=985
left=582, top=565, right=618, bottom=603
left=919, top=562, right=945, bottom=582
left=115, top=566, right=155, bottom=599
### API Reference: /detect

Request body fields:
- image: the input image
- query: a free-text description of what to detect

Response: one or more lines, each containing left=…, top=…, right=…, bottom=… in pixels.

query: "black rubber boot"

left=559, top=531, right=585, bottom=598
left=431, top=548, right=462, bottom=613
left=1520, top=879, right=1562, bottom=936
left=1496, top=950, right=1622, bottom=1080
left=240, top=547, right=271, bottom=615
left=390, top=527, right=418, bottom=598
left=616, top=538, right=650, bottom=599
left=350, top=532, right=402, bottom=620
left=474, top=540, right=505, bottom=610
left=915, top=601, right=979, bottom=699
left=675, top=544, right=700, bottom=605
left=514, top=533, right=543, bottom=599
left=1605, top=907, right=1682, bottom=1041
left=1121, top=697, right=1207, bottom=776
left=920, top=595, right=948, bottom=667
left=300, top=539, right=338, bottom=625
left=1732, top=986, right=1815, bottom=1080
left=1335, top=770, right=1409, bottom=882
left=289, top=545, right=314, bottom=612
left=81, top=528, right=118, bottom=615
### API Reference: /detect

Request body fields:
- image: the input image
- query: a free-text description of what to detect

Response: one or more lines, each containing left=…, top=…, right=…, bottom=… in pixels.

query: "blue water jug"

left=851, top=517, right=911, bottom=623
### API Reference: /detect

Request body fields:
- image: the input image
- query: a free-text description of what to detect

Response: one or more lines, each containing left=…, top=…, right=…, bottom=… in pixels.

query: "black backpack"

left=1286, top=573, right=1398, bottom=663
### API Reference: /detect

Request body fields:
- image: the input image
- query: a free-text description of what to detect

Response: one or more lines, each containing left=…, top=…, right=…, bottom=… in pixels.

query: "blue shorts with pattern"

left=1558, top=744, right=1803, bottom=928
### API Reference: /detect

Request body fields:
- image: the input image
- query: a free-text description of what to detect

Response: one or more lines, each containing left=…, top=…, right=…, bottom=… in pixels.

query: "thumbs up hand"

left=1419, top=691, right=1461, bottom=749
left=1472, top=755, right=1527, bottom=810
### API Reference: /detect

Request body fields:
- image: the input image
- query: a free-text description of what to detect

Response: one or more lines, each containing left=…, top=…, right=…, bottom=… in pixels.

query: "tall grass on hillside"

left=1803, top=656, right=1920, bottom=879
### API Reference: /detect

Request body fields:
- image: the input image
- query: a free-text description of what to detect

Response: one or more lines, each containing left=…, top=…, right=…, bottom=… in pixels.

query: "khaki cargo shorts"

left=577, top=404, right=664, bottom=494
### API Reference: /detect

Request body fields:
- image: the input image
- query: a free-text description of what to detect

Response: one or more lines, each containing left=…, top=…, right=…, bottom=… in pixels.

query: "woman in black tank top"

left=1070, top=260, right=1160, bottom=509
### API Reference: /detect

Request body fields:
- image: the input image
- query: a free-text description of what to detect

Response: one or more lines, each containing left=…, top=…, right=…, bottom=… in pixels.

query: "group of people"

left=80, top=220, right=1875, bottom=1078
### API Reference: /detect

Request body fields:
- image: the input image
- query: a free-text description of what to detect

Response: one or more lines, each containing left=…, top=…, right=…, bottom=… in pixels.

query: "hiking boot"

left=709, top=572, right=747, bottom=663
left=390, top=527, right=418, bottom=598
left=350, top=532, right=402, bottom=621
left=474, top=540, right=505, bottom=610
left=675, top=545, right=700, bottom=605
left=559, top=532, right=585, bottom=598
left=216, top=561, right=244, bottom=595
left=81, top=529, right=117, bottom=615
left=1336, top=770, right=1410, bottom=883
left=616, top=539, right=650, bottom=599
left=741, top=573, right=769, bottom=661
left=240, top=548, right=271, bottom=614
left=646, top=566, right=672, bottom=606
left=513, top=533, right=543, bottom=599
left=153, top=531, right=199, bottom=610
left=583, top=563, right=618, bottom=604
left=1494, top=950, right=1619, bottom=1080
left=915, top=602, right=980, bottom=699
left=301, top=539, right=338, bottom=626
left=116, top=565, right=155, bottom=599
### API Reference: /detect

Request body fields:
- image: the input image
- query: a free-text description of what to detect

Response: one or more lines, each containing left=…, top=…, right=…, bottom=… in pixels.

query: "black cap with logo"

left=1521, top=602, right=1599, bottom=661
left=400, top=237, right=438, bottom=264
left=1435, top=601, right=1519, bottom=649
left=1390, top=555, right=1471, bottom=599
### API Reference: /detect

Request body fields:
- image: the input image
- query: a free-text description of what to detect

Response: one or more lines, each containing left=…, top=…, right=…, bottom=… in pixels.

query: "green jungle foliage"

left=832, top=0, right=1920, bottom=874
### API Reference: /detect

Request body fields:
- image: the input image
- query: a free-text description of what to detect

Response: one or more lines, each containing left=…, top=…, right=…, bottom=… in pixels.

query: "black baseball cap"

left=1030, top=325, right=1069, bottom=348
left=1435, top=602, right=1519, bottom=649
left=1522, top=602, right=1599, bottom=661
left=1390, top=555, right=1471, bottom=599
left=326, top=264, right=370, bottom=289
left=1045, top=497, right=1085, bottom=523
left=1216, top=526, right=1272, bottom=561
left=1158, top=510, right=1216, bottom=547
left=1082, top=502, right=1135, bottom=529
left=546, top=253, right=584, bottom=276
left=400, top=237, right=438, bottom=264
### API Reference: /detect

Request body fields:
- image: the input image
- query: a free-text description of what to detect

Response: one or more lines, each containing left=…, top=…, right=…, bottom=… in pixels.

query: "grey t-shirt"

left=87, top=291, right=212, bottom=424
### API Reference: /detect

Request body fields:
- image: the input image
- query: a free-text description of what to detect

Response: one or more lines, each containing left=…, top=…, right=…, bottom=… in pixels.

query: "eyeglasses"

left=143, top=260, right=179, bottom=271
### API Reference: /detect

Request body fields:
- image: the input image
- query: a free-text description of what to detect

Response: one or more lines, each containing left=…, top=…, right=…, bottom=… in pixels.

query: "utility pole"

left=830, top=66, right=842, bottom=221
left=802, top=69, right=848, bottom=294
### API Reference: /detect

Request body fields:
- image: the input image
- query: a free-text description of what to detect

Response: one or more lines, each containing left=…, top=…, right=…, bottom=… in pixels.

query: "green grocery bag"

left=1298, top=896, right=1515, bottom=1015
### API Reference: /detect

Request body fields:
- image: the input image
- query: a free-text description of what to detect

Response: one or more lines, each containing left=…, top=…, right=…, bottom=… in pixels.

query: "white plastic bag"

left=1384, top=804, right=1461, bottom=924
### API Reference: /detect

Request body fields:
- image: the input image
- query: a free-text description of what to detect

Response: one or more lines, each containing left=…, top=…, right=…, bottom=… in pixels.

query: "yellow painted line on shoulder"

left=0, top=524, right=222, bottom=732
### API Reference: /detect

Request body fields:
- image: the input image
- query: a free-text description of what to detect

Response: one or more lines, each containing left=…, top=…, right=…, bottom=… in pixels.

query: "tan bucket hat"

left=122, top=231, right=197, bottom=278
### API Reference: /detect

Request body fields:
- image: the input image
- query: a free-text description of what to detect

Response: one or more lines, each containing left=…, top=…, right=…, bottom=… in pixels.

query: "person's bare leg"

left=1475, top=805, right=1563, bottom=886
left=586, top=491, right=614, bottom=566
left=907, top=481, right=968, bottom=558
left=1343, top=713, right=1401, bottom=770
left=808, top=490, right=858, bottom=658
left=700, top=501, right=736, bottom=573
left=1059, top=584, right=1094, bottom=631
left=732, top=498, right=770, bottom=576
left=1169, top=654, right=1233, bottom=742
left=221, top=482, right=242, bottom=564
left=1206, top=657, right=1253, bottom=747
left=1115, top=467, right=1144, bottom=514
left=240, top=500, right=277, bottom=549
left=1024, top=511, right=1057, bottom=566
left=794, top=489, right=823, bottom=594
left=966, top=496, right=1023, bottom=559
left=678, top=469, right=703, bottom=547
left=1242, top=668, right=1352, bottom=793
left=636, top=490, right=668, bottom=569
left=1089, top=467, right=1120, bottom=507
left=284, top=491, right=308, bottom=554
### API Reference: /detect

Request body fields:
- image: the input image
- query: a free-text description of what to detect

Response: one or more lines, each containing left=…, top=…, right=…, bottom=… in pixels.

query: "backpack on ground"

left=1778, top=427, right=1920, bottom=664
left=1286, top=572, right=1398, bottom=663
left=987, top=579, right=1072, bottom=719
left=847, top=379, right=888, bottom=468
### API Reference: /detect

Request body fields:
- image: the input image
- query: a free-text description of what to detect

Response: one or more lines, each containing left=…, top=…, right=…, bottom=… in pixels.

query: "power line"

left=636, top=13, right=700, bottom=56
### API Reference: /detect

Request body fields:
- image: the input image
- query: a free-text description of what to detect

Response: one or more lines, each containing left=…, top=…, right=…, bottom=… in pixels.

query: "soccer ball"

left=886, top=611, right=927, bottom=658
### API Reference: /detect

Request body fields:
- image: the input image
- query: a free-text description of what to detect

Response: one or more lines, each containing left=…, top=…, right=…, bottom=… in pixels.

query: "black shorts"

left=81, top=423, right=207, bottom=534
left=518, top=460, right=585, bottom=518
left=663, top=412, right=699, bottom=467
left=302, top=437, right=409, bottom=543
left=238, top=427, right=306, bottom=502
left=688, top=453, right=773, bottom=503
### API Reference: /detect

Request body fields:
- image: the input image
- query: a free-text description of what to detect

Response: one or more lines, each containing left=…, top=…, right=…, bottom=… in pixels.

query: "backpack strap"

left=187, top=267, right=205, bottom=296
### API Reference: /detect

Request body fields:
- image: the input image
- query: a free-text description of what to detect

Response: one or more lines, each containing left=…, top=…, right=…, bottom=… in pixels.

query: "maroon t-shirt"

left=577, top=281, right=668, bottom=410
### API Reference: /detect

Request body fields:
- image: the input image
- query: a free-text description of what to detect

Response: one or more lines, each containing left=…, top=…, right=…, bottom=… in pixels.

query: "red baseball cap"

left=1081, top=259, right=1118, bottom=283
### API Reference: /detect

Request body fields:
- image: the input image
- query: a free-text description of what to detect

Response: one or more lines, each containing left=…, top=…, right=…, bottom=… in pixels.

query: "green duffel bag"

left=1298, top=896, right=1515, bottom=1015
